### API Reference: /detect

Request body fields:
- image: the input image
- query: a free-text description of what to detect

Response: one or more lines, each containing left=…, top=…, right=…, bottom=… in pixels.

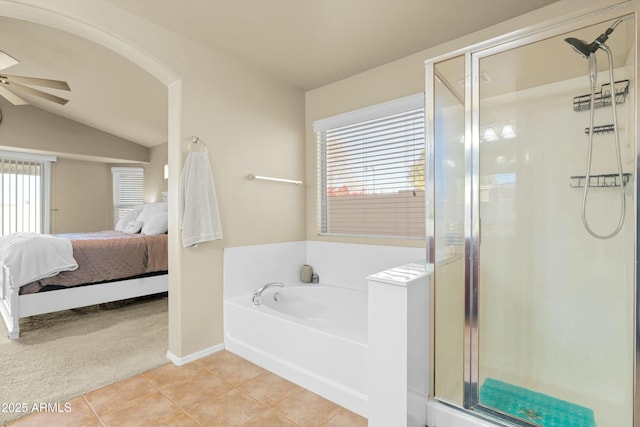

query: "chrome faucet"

left=252, top=282, right=284, bottom=306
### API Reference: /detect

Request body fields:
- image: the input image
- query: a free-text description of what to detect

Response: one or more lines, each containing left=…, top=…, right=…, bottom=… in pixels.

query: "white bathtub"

left=224, top=284, right=368, bottom=417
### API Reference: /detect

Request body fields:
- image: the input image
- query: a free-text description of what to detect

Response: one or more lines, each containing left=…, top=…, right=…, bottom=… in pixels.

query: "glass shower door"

left=431, top=55, right=466, bottom=407
left=475, top=16, right=635, bottom=427
left=428, top=8, right=637, bottom=427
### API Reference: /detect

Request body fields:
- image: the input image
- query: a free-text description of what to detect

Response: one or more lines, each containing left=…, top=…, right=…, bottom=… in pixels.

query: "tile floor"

left=5, top=350, right=367, bottom=427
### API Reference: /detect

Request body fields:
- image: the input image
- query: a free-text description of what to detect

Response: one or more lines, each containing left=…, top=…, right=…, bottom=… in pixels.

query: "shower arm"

left=597, top=18, right=627, bottom=45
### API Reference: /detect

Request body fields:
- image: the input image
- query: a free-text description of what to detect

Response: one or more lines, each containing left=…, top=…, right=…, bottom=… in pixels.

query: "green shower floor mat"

left=479, top=378, right=596, bottom=427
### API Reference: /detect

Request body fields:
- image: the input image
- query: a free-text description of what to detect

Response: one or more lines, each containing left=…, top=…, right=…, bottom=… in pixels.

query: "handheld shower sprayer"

left=564, top=18, right=628, bottom=239
left=588, top=54, right=597, bottom=90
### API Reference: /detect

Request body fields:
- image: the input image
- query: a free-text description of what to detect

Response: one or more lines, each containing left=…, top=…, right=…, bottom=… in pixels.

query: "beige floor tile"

left=237, top=371, right=303, bottom=406
left=198, top=350, right=265, bottom=386
left=242, top=407, right=299, bottom=427
left=185, top=388, right=266, bottom=427
left=9, top=350, right=359, bottom=427
left=99, top=391, right=198, bottom=427
left=142, top=360, right=210, bottom=390
left=7, top=397, right=101, bottom=427
left=84, top=374, right=157, bottom=417
left=161, top=369, right=233, bottom=409
left=323, top=408, right=368, bottom=427
left=275, top=389, right=342, bottom=427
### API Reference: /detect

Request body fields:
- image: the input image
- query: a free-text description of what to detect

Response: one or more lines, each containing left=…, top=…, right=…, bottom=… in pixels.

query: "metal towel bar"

left=247, top=174, right=302, bottom=185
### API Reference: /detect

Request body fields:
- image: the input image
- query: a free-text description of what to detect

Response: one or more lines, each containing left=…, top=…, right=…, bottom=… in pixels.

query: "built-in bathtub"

left=223, top=241, right=426, bottom=419
left=224, top=284, right=369, bottom=417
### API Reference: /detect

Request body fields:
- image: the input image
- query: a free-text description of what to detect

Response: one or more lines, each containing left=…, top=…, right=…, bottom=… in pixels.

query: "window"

left=111, top=167, right=144, bottom=227
left=313, top=94, right=425, bottom=238
left=0, top=151, right=55, bottom=237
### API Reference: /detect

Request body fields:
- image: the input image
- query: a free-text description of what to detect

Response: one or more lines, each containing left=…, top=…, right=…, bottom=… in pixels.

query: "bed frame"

left=0, top=270, right=168, bottom=339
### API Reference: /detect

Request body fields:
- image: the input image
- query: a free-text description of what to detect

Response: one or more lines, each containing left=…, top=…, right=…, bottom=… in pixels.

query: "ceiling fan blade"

left=2, top=75, right=70, bottom=91
left=0, top=85, right=28, bottom=105
left=5, top=81, right=69, bottom=105
left=0, top=50, right=19, bottom=71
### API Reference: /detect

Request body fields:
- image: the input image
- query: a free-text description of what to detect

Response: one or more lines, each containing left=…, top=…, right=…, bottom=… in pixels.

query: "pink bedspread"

left=19, top=231, right=168, bottom=295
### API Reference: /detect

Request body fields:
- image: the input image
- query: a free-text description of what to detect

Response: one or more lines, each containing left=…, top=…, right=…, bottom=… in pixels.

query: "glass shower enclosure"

left=426, top=4, right=637, bottom=427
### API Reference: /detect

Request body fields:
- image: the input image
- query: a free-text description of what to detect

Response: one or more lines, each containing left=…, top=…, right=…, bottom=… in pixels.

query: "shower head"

left=564, top=37, right=598, bottom=58
left=564, top=18, right=623, bottom=58
left=564, top=39, right=598, bottom=89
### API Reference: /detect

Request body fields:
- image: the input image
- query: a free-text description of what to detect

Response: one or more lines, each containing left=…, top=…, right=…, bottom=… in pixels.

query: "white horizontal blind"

left=112, top=167, right=144, bottom=227
left=0, top=152, right=54, bottom=237
left=315, top=94, right=425, bottom=238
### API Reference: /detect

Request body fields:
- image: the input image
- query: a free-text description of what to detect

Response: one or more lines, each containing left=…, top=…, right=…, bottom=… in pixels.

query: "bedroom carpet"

left=0, top=295, right=168, bottom=424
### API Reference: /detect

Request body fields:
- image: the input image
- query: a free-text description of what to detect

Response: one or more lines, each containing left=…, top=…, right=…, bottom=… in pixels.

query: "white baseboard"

left=166, top=343, right=225, bottom=366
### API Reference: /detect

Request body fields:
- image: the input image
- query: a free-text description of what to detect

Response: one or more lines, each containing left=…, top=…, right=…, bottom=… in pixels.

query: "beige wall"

left=0, top=95, right=153, bottom=234
left=0, top=97, right=149, bottom=163
left=145, top=143, right=168, bottom=203
left=51, top=158, right=112, bottom=233
left=61, top=148, right=169, bottom=234
left=171, top=41, right=305, bottom=356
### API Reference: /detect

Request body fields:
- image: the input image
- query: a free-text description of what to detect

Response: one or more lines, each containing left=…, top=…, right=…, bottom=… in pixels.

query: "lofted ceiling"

left=0, top=15, right=168, bottom=147
left=1, top=0, right=562, bottom=148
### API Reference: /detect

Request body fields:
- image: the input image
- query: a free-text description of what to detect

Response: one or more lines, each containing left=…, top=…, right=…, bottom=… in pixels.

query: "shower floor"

left=478, top=378, right=596, bottom=427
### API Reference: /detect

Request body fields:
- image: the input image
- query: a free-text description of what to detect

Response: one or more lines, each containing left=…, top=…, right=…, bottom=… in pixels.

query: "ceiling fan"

left=0, top=49, right=70, bottom=106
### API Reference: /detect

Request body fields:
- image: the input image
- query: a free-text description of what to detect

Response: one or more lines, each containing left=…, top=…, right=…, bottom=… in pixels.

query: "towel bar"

left=247, top=174, right=302, bottom=185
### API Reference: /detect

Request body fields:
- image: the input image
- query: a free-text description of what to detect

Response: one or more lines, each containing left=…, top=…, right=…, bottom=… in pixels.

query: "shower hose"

left=582, top=43, right=625, bottom=239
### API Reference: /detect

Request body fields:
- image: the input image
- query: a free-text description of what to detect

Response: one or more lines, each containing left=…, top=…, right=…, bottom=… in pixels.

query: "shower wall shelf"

left=572, top=79, right=629, bottom=112
left=584, top=124, right=615, bottom=134
left=570, top=173, right=631, bottom=188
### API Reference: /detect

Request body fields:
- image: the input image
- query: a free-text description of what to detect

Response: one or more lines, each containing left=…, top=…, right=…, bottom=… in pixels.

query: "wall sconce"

left=163, top=164, right=168, bottom=180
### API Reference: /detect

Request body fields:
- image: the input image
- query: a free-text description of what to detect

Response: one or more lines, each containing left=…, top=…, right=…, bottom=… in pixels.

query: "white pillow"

left=135, top=202, right=168, bottom=235
left=136, top=202, right=168, bottom=224
left=142, top=212, right=168, bottom=235
left=123, top=220, right=143, bottom=234
left=115, top=204, right=144, bottom=232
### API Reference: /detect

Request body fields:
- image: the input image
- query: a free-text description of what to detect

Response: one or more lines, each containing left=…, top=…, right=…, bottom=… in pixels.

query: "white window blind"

left=314, top=94, right=426, bottom=238
left=112, top=167, right=144, bottom=227
left=0, top=151, right=55, bottom=237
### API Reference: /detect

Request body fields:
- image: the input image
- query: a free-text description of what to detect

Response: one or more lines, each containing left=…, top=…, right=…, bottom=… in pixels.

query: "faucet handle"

left=252, top=294, right=261, bottom=306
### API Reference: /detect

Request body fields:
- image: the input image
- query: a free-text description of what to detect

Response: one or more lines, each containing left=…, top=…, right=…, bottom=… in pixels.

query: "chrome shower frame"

left=425, top=1, right=639, bottom=426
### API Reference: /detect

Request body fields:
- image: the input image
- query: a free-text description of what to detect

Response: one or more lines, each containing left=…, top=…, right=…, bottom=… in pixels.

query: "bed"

left=0, top=203, right=169, bottom=339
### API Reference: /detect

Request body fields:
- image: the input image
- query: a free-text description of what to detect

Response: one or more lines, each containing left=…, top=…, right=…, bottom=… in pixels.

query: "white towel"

left=180, top=151, right=223, bottom=247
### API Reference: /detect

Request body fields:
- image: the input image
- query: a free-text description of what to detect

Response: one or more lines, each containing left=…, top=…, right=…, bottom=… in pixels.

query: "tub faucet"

left=252, top=282, right=284, bottom=306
